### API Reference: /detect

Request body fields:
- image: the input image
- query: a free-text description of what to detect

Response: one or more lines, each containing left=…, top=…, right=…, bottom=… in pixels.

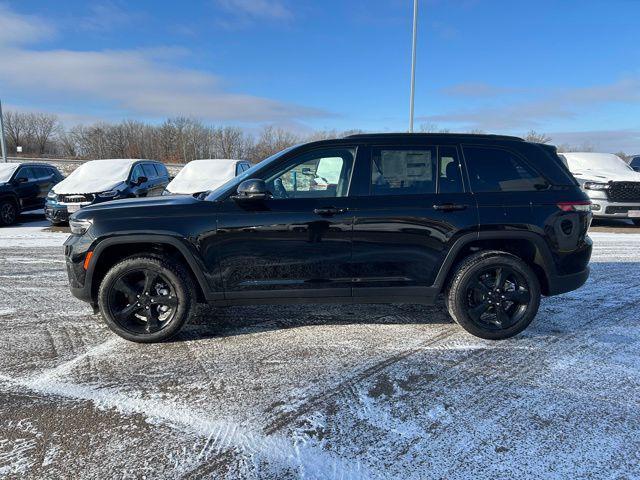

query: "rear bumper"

left=546, top=267, right=590, bottom=296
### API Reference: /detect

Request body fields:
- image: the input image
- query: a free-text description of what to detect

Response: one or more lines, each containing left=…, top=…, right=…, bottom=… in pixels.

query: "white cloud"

left=425, top=77, right=640, bottom=131
left=215, top=0, right=293, bottom=20
left=0, top=5, right=327, bottom=124
left=0, top=4, right=55, bottom=45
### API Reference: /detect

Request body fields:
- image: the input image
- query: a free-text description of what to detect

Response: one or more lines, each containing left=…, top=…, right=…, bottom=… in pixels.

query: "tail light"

left=557, top=201, right=592, bottom=212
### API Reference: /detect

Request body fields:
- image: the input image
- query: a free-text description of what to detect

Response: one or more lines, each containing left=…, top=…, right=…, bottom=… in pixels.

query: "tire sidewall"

left=0, top=201, right=17, bottom=226
left=449, top=254, right=541, bottom=340
left=98, top=257, right=193, bottom=343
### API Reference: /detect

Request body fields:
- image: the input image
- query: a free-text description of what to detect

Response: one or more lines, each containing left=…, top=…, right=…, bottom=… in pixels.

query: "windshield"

left=562, top=153, right=634, bottom=175
left=205, top=145, right=298, bottom=201
left=167, top=159, right=240, bottom=194
left=0, top=163, right=19, bottom=183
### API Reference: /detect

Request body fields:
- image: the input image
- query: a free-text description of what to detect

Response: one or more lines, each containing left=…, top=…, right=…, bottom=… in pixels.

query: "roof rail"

left=345, top=132, right=524, bottom=141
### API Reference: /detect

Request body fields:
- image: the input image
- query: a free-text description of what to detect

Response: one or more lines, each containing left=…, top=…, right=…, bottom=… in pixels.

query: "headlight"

left=583, top=182, right=609, bottom=190
left=69, top=218, right=93, bottom=235
left=98, top=190, right=119, bottom=198
left=47, top=191, right=57, bottom=200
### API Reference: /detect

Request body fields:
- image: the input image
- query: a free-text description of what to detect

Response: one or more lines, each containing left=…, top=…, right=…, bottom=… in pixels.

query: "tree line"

left=1, top=110, right=630, bottom=164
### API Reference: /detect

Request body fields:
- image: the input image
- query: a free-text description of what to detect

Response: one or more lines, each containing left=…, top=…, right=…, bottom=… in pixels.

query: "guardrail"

left=6, top=156, right=184, bottom=167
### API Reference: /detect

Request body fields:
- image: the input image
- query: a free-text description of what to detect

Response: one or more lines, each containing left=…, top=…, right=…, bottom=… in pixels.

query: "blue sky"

left=1, top=0, right=639, bottom=151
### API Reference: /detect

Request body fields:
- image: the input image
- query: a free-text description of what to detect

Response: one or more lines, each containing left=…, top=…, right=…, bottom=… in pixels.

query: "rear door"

left=349, top=144, right=478, bottom=300
left=142, top=163, right=163, bottom=196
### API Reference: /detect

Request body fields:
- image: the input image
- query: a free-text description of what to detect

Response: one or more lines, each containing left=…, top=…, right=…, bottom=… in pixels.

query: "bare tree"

left=523, top=130, right=551, bottom=144
left=31, top=113, right=61, bottom=154
left=249, top=126, right=300, bottom=163
left=3, top=111, right=33, bottom=152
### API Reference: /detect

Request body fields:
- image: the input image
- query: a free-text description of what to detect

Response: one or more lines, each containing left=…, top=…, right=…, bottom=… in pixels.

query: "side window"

left=370, top=147, right=436, bottom=196
left=236, top=163, right=244, bottom=176
left=142, top=164, right=157, bottom=179
left=463, top=146, right=547, bottom=192
left=438, top=146, right=464, bottom=193
left=155, top=163, right=168, bottom=177
left=265, top=148, right=355, bottom=199
left=16, top=167, right=35, bottom=181
left=130, top=165, right=145, bottom=182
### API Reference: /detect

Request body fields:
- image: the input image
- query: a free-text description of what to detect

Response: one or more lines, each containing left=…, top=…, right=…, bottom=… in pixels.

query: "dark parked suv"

left=0, top=162, right=64, bottom=226
left=64, top=134, right=593, bottom=343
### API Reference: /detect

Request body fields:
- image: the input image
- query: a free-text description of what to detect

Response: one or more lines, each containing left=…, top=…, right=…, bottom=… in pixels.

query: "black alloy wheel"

left=464, top=266, right=531, bottom=330
left=107, top=268, right=179, bottom=335
left=98, top=256, right=196, bottom=343
left=0, top=201, right=17, bottom=226
left=447, top=251, right=541, bottom=340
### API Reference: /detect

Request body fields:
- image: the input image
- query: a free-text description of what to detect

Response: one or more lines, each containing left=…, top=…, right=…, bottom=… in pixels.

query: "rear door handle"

left=433, top=203, right=468, bottom=212
left=313, top=207, right=348, bottom=216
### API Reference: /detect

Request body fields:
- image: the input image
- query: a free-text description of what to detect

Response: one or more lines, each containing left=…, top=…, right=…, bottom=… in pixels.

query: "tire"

left=446, top=251, right=541, bottom=340
left=0, top=200, right=18, bottom=226
left=98, top=255, right=196, bottom=343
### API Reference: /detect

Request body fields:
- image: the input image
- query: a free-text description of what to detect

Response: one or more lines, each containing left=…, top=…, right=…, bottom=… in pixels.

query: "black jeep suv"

left=0, top=162, right=64, bottom=226
left=64, top=134, right=592, bottom=343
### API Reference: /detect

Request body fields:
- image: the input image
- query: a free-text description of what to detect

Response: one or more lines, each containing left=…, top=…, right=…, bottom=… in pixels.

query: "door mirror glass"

left=233, top=179, right=270, bottom=201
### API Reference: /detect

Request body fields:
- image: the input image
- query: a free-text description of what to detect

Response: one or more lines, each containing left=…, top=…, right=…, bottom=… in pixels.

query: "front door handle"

left=433, top=203, right=468, bottom=212
left=313, top=207, right=348, bottom=216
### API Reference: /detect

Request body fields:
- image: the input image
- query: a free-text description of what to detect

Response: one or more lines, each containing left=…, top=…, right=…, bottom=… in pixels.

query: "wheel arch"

left=87, top=235, right=214, bottom=304
left=435, top=232, right=557, bottom=295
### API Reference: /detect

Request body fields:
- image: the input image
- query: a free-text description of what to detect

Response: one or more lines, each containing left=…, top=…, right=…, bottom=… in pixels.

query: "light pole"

left=408, top=0, right=419, bottom=133
left=0, top=100, right=7, bottom=162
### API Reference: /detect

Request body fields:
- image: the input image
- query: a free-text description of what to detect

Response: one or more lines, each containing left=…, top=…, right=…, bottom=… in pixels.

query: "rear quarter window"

left=463, top=146, right=548, bottom=192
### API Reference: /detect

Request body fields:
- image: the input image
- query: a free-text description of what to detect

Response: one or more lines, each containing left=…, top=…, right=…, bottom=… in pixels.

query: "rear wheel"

left=446, top=251, right=541, bottom=340
left=98, top=256, right=196, bottom=343
left=0, top=200, right=17, bottom=226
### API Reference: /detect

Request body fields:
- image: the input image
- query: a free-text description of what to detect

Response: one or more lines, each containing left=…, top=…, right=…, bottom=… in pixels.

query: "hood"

left=0, top=163, right=20, bottom=183
left=572, top=169, right=640, bottom=183
left=52, top=159, right=137, bottom=194
left=562, top=152, right=640, bottom=183
left=166, top=159, right=241, bottom=194
left=73, top=194, right=198, bottom=218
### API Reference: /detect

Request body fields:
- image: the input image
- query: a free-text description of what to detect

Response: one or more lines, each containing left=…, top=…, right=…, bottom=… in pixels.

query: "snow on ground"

left=0, top=220, right=639, bottom=478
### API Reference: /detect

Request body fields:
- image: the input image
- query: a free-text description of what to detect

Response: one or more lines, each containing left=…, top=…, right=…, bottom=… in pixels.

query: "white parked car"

left=559, top=152, right=640, bottom=225
left=163, top=159, right=252, bottom=195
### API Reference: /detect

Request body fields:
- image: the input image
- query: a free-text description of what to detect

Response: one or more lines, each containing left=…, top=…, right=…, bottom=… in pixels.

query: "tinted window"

left=265, top=148, right=355, bottom=199
left=154, top=163, right=168, bottom=177
left=142, top=164, right=157, bottom=178
left=631, top=157, right=640, bottom=167
left=130, top=164, right=145, bottom=181
left=463, top=146, right=547, bottom=192
left=371, top=147, right=436, bottom=195
left=16, top=167, right=36, bottom=181
left=438, top=146, right=463, bottom=193
left=242, top=163, right=251, bottom=172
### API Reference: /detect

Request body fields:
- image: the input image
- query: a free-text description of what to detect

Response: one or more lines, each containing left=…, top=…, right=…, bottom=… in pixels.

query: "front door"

left=13, top=166, right=40, bottom=211
left=212, top=146, right=358, bottom=299
left=349, top=144, right=479, bottom=299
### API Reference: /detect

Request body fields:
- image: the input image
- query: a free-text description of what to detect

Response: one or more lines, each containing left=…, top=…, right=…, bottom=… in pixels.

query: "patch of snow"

left=165, top=159, right=242, bottom=194
left=52, top=159, right=139, bottom=195
left=0, top=225, right=68, bottom=248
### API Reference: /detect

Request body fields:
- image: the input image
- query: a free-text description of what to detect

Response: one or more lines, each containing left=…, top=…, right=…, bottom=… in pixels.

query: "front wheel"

left=446, top=251, right=541, bottom=340
left=0, top=200, right=17, bottom=226
left=98, top=256, right=196, bottom=343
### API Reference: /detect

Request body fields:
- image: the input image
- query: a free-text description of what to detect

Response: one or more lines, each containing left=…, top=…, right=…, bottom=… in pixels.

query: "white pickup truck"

left=559, top=152, right=640, bottom=225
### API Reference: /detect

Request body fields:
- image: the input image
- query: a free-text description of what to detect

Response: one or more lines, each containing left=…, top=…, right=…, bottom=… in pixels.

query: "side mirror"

left=134, top=176, right=148, bottom=186
left=14, top=177, right=28, bottom=184
left=232, top=179, right=270, bottom=201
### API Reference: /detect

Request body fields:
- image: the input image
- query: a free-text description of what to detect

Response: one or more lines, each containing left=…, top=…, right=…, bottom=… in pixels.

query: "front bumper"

left=45, top=204, right=70, bottom=223
left=586, top=193, right=640, bottom=218
left=64, top=234, right=95, bottom=305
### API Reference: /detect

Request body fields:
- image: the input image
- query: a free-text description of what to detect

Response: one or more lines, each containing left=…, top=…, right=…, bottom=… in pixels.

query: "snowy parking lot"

left=0, top=215, right=639, bottom=479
